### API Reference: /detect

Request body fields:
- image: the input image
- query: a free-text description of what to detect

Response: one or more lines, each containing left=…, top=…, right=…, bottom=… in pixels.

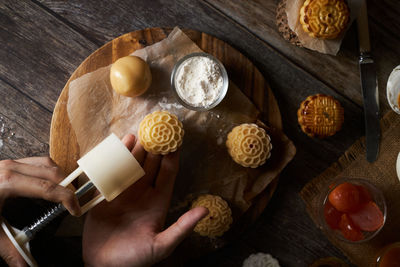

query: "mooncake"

left=243, top=253, right=280, bottom=267
left=191, top=194, right=232, bottom=238
left=300, top=0, right=350, bottom=39
left=138, top=111, right=184, bottom=155
left=297, top=94, right=344, bottom=138
left=226, top=123, right=272, bottom=168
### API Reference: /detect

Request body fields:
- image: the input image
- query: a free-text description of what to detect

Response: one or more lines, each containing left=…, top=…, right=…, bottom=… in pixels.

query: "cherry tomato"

left=339, top=214, right=364, bottom=242
left=355, top=185, right=372, bottom=205
left=324, top=201, right=342, bottom=229
left=349, top=201, right=384, bottom=232
left=328, top=182, right=362, bottom=212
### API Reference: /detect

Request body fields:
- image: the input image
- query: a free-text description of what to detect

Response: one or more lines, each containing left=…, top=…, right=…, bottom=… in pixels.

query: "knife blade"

left=357, top=0, right=380, bottom=162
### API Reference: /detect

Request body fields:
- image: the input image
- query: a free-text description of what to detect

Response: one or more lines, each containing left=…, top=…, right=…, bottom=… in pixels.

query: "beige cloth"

left=67, top=27, right=296, bottom=216
left=301, top=111, right=400, bottom=266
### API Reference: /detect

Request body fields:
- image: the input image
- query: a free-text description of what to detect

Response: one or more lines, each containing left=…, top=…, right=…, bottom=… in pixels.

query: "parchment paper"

left=67, top=27, right=296, bottom=215
left=286, top=0, right=362, bottom=55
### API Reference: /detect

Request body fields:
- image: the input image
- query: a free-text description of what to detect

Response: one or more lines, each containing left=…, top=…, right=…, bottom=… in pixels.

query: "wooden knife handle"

left=357, top=0, right=371, bottom=54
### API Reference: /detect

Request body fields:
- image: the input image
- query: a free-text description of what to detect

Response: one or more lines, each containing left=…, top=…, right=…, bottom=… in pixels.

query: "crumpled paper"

left=286, top=0, right=362, bottom=55
left=67, top=27, right=295, bottom=214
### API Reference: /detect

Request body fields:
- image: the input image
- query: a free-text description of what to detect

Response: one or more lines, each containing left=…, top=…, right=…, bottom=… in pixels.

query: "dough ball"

left=110, top=56, right=152, bottom=97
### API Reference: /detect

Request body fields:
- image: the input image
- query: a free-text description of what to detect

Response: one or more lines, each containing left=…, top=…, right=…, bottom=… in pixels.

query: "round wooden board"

left=49, top=27, right=282, bottom=235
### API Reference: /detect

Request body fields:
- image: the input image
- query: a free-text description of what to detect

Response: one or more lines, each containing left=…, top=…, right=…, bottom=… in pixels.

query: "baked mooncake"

left=226, top=124, right=272, bottom=168
left=297, top=94, right=344, bottom=138
left=138, top=111, right=184, bottom=155
left=191, top=194, right=233, bottom=238
left=300, top=0, right=350, bottom=39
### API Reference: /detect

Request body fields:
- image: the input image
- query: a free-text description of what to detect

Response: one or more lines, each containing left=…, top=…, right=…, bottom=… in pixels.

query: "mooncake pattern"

left=138, top=111, right=184, bottom=155
left=297, top=94, right=344, bottom=138
left=226, top=124, right=272, bottom=168
left=243, top=253, right=280, bottom=267
left=191, top=194, right=233, bottom=238
left=300, top=0, right=350, bottom=39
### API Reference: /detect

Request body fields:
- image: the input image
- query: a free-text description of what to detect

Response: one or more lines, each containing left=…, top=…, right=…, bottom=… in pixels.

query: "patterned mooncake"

left=297, top=94, right=344, bottom=138
left=226, top=124, right=272, bottom=168
left=138, top=111, right=184, bottom=155
left=191, top=194, right=233, bottom=238
left=300, top=0, right=350, bottom=39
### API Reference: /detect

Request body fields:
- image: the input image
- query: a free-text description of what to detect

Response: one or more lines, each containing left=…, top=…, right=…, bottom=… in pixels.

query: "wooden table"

left=0, top=1, right=399, bottom=266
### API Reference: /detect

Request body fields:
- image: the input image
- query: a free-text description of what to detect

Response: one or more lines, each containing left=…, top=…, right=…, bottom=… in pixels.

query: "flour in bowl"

left=175, top=56, right=223, bottom=108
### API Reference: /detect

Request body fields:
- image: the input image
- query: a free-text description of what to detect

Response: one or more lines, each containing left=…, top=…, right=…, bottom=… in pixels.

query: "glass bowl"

left=318, top=178, right=386, bottom=243
left=386, top=65, right=400, bottom=114
left=170, top=52, right=229, bottom=111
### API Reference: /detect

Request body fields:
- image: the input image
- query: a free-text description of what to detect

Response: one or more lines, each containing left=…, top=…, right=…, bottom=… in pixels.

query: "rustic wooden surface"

left=0, top=0, right=399, bottom=266
left=49, top=27, right=284, bottom=265
left=49, top=28, right=282, bottom=175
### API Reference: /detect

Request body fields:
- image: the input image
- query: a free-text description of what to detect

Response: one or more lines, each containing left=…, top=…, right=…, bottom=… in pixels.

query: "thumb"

left=154, top=207, right=208, bottom=260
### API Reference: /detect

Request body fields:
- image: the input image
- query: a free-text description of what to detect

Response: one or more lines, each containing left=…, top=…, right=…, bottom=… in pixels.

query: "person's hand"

left=82, top=134, right=208, bottom=267
left=0, top=157, right=80, bottom=267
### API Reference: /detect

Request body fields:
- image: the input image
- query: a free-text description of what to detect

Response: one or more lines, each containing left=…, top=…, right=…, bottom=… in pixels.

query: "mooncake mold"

left=297, top=94, right=344, bottom=138
left=191, top=194, right=233, bottom=238
left=300, top=0, right=350, bottom=39
left=226, top=123, right=272, bottom=168
left=138, top=111, right=184, bottom=155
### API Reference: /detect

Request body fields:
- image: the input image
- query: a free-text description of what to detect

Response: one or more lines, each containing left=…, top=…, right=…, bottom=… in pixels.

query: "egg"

left=397, top=152, right=400, bottom=182
left=110, top=56, right=152, bottom=97
left=387, top=65, right=400, bottom=114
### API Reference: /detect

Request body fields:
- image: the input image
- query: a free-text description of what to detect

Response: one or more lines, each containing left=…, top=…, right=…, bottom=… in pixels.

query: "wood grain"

left=0, top=0, right=375, bottom=265
left=37, top=0, right=365, bottom=158
left=0, top=80, right=50, bottom=159
left=204, top=0, right=400, bottom=113
left=0, top=1, right=97, bottom=111
left=49, top=27, right=281, bottom=216
left=49, top=28, right=285, bottom=263
left=368, top=0, right=400, bottom=37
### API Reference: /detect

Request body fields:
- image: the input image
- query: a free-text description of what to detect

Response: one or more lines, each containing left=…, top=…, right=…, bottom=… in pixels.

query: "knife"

left=357, top=0, right=380, bottom=162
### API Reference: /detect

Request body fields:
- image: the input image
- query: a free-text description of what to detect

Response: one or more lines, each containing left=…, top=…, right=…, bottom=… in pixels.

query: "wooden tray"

left=49, top=27, right=283, bottom=230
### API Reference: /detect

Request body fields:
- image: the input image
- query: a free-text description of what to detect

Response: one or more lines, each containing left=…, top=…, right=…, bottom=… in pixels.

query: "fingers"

left=0, top=228, right=27, bottom=267
left=121, top=134, right=136, bottom=151
left=155, top=151, right=180, bottom=195
left=140, top=153, right=162, bottom=186
left=154, top=207, right=208, bottom=260
left=14, top=156, right=57, bottom=168
left=0, top=171, right=80, bottom=216
left=0, top=159, right=64, bottom=184
left=131, top=139, right=146, bottom=166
